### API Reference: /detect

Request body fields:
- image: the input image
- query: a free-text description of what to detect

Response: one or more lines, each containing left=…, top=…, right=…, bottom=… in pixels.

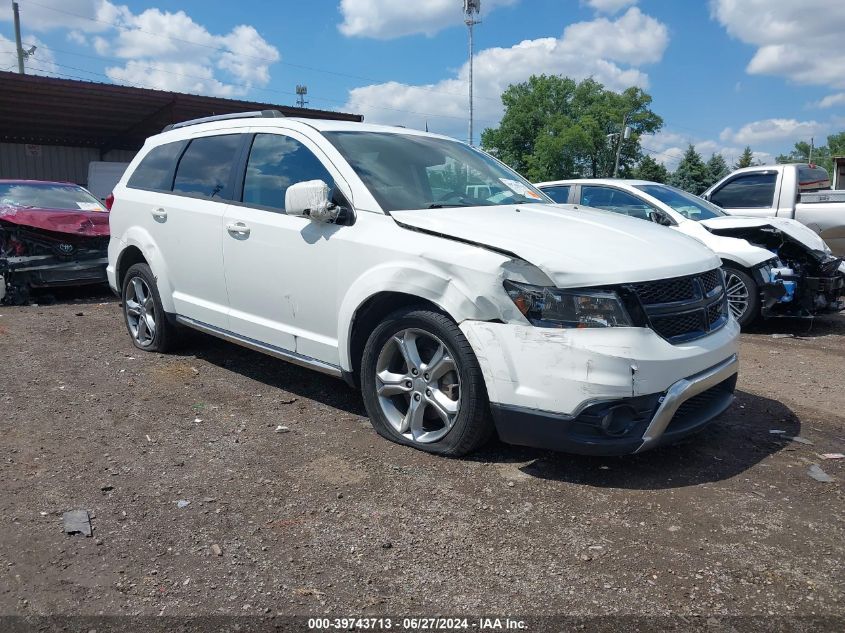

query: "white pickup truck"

left=702, top=163, right=845, bottom=256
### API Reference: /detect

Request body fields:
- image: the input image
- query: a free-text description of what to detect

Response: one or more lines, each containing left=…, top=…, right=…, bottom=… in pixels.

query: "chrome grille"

left=628, top=269, right=728, bottom=344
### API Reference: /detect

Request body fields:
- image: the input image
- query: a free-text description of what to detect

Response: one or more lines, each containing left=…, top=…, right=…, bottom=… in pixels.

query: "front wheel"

left=360, top=307, right=493, bottom=456
left=723, top=266, right=759, bottom=328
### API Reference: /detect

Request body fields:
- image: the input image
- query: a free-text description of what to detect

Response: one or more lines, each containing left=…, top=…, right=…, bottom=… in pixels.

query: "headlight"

left=503, top=280, right=633, bottom=328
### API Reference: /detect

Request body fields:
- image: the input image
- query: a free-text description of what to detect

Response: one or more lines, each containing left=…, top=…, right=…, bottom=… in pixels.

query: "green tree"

left=735, top=146, right=755, bottom=169
left=774, top=133, right=845, bottom=175
left=481, top=75, right=663, bottom=182
left=632, top=154, right=669, bottom=183
left=706, top=153, right=729, bottom=185
left=670, top=145, right=710, bottom=194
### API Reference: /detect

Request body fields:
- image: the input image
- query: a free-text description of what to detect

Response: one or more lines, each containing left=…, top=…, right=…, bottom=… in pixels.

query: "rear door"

left=707, top=170, right=781, bottom=218
left=126, top=132, right=244, bottom=329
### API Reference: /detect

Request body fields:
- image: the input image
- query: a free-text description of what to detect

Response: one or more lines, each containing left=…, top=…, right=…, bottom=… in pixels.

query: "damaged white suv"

left=108, top=111, right=739, bottom=457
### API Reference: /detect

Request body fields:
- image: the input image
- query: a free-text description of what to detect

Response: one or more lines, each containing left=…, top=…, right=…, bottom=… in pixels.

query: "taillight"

left=105, top=193, right=114, bottom=211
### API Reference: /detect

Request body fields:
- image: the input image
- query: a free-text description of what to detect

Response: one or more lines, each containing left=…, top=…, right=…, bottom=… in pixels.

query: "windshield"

left=0, top=183, right=106, bottom=212
left=634, top=184, right=725, bottom=220
left=323, top=131, right=551, bottom=212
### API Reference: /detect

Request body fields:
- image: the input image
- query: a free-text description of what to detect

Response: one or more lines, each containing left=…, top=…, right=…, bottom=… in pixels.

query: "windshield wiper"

left=427, top=203, right=477, bottom=209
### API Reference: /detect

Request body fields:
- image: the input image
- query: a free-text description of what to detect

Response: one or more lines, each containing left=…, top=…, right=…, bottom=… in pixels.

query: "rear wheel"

left=360, top=307, right=493, bottom=456
left=122, top=263, right=176, bottom=352
left=723, top=266, right=759, bottom=328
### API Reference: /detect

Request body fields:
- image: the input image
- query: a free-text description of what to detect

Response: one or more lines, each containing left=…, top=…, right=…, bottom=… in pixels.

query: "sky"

left=1, top=0, right=844, bottom=170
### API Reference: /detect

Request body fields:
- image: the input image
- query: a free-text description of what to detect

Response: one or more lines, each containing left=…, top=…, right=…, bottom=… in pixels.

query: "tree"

left=632, top=154, right=669, bottom=183
left=706, top=153, right=729, bottom=185
left=735, top=146, right=755, bottom=169
left=480, top=75, right=663, bottom=182
left=775, top=132, right=845, bottom=174
left=670, top=145, right=710, bottom=194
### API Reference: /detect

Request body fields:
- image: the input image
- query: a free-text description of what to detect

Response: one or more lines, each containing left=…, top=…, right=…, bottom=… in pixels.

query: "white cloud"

left=0, top=0, right=111, bottom=33
left=0, top=33, right=57, bottom=75
left=1, top=1, right=279, bottom=97
left=642, top=130, right=773, bottom=170
left=720, top=118, right=827, bottom=145
left=812, top=93, right=845, bottom=109
left=584, top=0, right=638, bottom=14
left=710, top=0, right=845, bottom=89
left=345, top=8, right=668, bottom=139
left=338, top=0, right=517, bottom=39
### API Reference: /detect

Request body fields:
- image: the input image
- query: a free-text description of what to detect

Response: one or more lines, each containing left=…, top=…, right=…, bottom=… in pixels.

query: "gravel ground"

left=0, top=290, right=843, bottom=627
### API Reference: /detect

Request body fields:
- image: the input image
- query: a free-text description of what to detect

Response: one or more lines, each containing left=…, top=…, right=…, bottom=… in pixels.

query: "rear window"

left=126, top=140, right=186, bottom=191
left=173, top=135, right=242, bottom=199
left=797, top=165, right=831, bottom=191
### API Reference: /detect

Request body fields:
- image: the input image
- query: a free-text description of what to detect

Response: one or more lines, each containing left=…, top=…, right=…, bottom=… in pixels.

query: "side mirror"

left=649, top=210, right=672, bottom=226
left=285, top=180, right=341, bottom=223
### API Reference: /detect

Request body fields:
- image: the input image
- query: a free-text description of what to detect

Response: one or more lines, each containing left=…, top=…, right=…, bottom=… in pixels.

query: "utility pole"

left=612, top=116, right=632, bottom=178
left=463, top=0, right=481, bottom=146
left=12, top=1, right=25, bottom=74
left=809, top=137, right=814, bottom=164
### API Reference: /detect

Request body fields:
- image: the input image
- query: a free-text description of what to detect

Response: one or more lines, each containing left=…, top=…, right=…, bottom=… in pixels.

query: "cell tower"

left=464, top=0, right=481, bottom=146
left=295, top=85, right=308, bottom=109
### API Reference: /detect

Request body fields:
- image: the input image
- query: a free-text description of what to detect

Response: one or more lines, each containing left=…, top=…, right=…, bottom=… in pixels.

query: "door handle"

left=151, top=207, right=168, bottom=222
left=226, top=221, right=251, bottom=237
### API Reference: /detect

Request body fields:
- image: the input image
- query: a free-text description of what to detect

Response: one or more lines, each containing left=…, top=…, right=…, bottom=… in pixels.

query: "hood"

left=0, top=205, right=110, bottom=237
left=391, top=203, right=721, bottom=287
left=699, top=215, right=829, bottom=253
left=676, top=220, right=775, bottom=268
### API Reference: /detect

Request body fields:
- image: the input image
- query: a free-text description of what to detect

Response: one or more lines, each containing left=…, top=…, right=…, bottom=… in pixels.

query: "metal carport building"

left=0, top=71, right=363, bottom=186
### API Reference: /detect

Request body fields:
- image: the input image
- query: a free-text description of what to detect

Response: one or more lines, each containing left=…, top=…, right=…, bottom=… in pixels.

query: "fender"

left=117, top=225, right=176, bottom=313
left=336, top=258, right=506, bottom=372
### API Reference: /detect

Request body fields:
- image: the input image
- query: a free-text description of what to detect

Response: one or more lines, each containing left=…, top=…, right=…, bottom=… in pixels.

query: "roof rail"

left=162, top=110, right=284, bottom=132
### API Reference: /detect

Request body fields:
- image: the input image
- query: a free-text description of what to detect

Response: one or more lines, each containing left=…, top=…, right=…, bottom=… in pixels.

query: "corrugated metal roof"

left=0, top=71, right=363, bottom=151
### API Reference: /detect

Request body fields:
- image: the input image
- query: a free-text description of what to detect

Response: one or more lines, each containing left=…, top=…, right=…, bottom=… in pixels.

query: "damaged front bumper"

left=755, top=263, right=845, bottom=318
left=460, top=319, right=739, bottom=455
left=1, top=253, right=108, bottom=303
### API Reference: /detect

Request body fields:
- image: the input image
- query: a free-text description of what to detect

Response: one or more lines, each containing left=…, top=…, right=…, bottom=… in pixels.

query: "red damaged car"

left=0, top=180, right=110, bottom=304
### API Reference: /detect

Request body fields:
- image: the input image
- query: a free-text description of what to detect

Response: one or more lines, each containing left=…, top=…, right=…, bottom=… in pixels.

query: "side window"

left=242, top=133, right=333, bottom=212
left=710, top=173, right=776, bottom=208
left=172, top=134, right=242, bottom=199
left=581, top=186, right=652, bottom=220
left=126, top=140, right=186, bottom=191
left=543, top=185, right=570, bottom=204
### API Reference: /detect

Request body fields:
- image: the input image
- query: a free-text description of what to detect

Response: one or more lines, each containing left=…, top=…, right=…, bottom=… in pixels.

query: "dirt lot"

left=1, top=290, right=843, bottom=627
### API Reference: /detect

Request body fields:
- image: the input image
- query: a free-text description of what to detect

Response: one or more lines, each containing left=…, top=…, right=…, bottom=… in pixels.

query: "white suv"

left=108, top=111, right=740, bottom=457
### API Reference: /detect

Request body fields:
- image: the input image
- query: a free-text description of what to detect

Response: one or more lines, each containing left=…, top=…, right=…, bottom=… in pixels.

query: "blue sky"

left=2, top=0, right=844, bottom=168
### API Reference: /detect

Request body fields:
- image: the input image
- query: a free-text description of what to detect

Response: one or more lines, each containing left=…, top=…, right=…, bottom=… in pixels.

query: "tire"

left=121, top=263, right=177, bottom=353
left=722, top=266, right=759, bottom=328
left=360, top=307, right=493, bottom=457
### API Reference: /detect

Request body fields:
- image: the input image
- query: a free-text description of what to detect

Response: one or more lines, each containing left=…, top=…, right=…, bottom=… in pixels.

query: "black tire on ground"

left=121, top=262, right=177, bottom=353
left=360, top=307, right=493, bottom=457
left=723, top=266, right=760, bottom=328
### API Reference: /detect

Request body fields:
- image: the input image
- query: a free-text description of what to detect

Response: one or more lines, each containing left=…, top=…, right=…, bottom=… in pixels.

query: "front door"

left=221, top=130, right=351, bottom=365
left=708, top=171, right=780, bottom=218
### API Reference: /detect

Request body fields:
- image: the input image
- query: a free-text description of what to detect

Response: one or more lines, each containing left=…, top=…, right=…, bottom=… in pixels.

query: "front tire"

left=360, top=307, right=493, bottom=456
left=121, top=263, right=176, bottom=352
left=723, top=266, right=759, bottom=328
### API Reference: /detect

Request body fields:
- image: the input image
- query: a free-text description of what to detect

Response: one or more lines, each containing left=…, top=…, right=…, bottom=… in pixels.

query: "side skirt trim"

left=175, top=315, right=343, bottom=378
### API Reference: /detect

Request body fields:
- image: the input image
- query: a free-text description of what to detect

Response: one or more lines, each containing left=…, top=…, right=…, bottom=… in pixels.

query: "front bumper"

left=461, top=319, right=740, bottom=455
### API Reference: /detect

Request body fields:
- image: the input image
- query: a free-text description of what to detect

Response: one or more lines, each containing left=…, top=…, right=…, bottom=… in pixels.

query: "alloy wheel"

left=124, top=276, right=157, bottom=347
left=724, top=271, right=750, bottom=321
left=374, top=328, right=461, bottom=444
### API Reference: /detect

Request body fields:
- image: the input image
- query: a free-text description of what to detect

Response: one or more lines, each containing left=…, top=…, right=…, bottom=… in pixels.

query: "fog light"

left=600, top=405, right=637, bottom=437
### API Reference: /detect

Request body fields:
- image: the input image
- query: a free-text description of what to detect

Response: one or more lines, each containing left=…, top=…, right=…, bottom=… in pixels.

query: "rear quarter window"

left=126, top=140, right=186, bottom=191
